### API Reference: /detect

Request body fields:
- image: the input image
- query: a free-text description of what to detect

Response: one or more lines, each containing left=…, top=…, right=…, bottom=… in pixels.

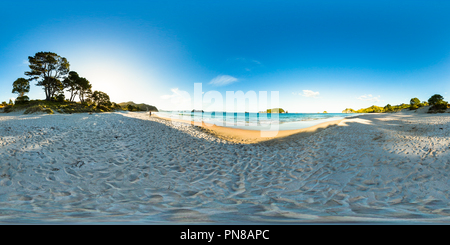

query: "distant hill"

left=118, top=101, right=158, bottom=112
left=265, top=108, right=285, bottom=113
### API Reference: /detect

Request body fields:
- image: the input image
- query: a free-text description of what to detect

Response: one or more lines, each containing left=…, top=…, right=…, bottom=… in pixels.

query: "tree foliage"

left=266, top=108, right=285, bottom=113
left=90, top=90, right=111, bottom=107
left=410, top=97, right=420, bottom=106
left=428, top=94, right=444, bottom=107
left=347, top=103, right=410, bottom=113
left=25, top=52, right=70, bottom=101
left=56, top=93, right=65, bottom=102
left=384, top=104, right=393, bottom=112
left=428, top=94, right=448, bottom=112
left=342, top=108, right=356, bottom=113
left=12, top=78, right=30, bottom=97
left=62, top=71, right=80, bottom=102
left=409, top=97, right=426, bottom=110
left=345, top=95, right=449, bottom=114
left=3, top=51, right=155, bottom=114
left=356, top=105, right=384, bottom=113
left=77, top=77, right=92, bottom=103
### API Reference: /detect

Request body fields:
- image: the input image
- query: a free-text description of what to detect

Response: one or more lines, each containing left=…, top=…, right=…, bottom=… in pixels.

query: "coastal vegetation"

left=1, top=51, right=158, bottom=114
left=343, top=94, right=449, bottom=114
left=119, top=101, right=158, bottom=112
left=12, top=78, right=30, bottom=104
left=191, top=109, right=205, bottom=113
left=25, top=52, right=70, bottom=101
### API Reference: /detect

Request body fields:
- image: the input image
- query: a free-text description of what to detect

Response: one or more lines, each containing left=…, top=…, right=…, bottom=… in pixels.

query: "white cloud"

left=251, top=60, right=262, bottom=65
left=19, top=60, right=29, bottom=67
left=160, top=88, right=191, bottom=106
left=209, top=75, right=238, bottom=86
left=301, top=90, right=320, bottom=98
left=357, top=94, right=381, bottom=102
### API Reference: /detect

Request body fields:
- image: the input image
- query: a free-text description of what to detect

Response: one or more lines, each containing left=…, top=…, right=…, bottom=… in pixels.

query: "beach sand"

left=153, top=113, right=346, bottom=144
left=1, top=109, right=450, bottom=224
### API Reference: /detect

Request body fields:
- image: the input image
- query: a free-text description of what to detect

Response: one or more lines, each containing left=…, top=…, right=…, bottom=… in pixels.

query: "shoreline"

left=153, top=113, right=347, bottom=144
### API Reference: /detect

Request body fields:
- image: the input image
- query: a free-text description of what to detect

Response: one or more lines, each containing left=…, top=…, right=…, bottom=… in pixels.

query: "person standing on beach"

left=149, top=111, right=152, bottom=117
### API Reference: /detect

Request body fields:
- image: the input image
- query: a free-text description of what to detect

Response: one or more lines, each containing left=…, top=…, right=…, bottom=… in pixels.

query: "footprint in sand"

left=128, top=174, right=140, bottom=184
left=147, top=195, right=164, bottom=203
left=46, top=173, right=56, bottom=181
left=0, top=178, right=12, bottom=187
left=181, top=190, right=199, bottom=197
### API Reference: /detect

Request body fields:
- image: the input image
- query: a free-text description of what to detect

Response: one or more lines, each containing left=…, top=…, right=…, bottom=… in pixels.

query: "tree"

left=127, top=104, right=135, bottom=111
left=427, top=94, right=448, bottom=112
left=410, top=97, right=420, bottom=106
left=409, top=97, right=422, bottom=110
left=76, top=77, right=92, bottom=103
left=342, top=108, right=355, bottom=113
left=12, top=78, right=30, bottom=97
left=62, top=71, right=80, bottom=102
left=56, top=93, right=65, bottom=102
left=25, top=52, right=70, bottom=101
left=384, top=104, right=393, bottom=112
left=266, top=108, right=285, bottom=113
left=91, top=91, right=111, bottom=107
left=428, top=94, right=444, bottom=107
left=12, top=78, right=31, bottom=103
left=48, top=77, right=64, bottom=101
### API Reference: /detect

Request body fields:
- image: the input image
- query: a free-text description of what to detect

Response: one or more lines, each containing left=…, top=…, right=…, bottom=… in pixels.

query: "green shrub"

left=428, top=94, right=444, bottom=106
left=43, top=108, right=54, bottom=114
left=15, top=96, right=30, bottom=105
left=433, top=101, right=448, bottom=110
left=3, top=105, right=13, bottom=113
left=410, top=97, right=421, bottom=106
left=24, top=105, right=43, bottom=114
left=56, top=93, right=65, bottom=102
left=97, top=105, right=111, bottom=112
left=428, top=100, right=448, bottom=113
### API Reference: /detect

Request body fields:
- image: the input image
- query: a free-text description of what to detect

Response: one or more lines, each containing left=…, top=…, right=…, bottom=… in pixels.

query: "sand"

left=153, top=113, right=346, bottom=144
left=1, top=109, right=450, bottom=224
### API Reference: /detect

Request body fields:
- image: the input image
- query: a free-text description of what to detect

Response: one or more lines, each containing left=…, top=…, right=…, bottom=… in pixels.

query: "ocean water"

left=155, top=111, right=361, bottom=130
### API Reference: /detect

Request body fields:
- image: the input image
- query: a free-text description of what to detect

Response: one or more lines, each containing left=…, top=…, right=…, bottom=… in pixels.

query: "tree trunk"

left=45, top=86, right=50, bottom=101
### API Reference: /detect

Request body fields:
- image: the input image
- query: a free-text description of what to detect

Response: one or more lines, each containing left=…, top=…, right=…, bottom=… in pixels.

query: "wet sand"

left=153, top=113, right=346, bottom=144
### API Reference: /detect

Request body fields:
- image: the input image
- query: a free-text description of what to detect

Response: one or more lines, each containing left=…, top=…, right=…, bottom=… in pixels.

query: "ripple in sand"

left=163, top=208, right=210, bottom=222
left=127, top=174, right=140, bottom=183
left=46, top=173, right=56, bottom=181
left=52, top=191, right=72, bottom=197
left=147, top=195, right=164, bottom=203
left=182, top=191, right=199, bottom=197
left=13, top=195, right=33, bottom=201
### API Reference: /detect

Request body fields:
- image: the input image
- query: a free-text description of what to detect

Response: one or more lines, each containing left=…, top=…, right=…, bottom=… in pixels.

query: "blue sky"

left=1, top=0, right=450, bottom=112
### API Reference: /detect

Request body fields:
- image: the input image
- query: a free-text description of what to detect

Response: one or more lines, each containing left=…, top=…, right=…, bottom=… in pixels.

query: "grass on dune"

left=4, top=100, right=121, bottom=114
